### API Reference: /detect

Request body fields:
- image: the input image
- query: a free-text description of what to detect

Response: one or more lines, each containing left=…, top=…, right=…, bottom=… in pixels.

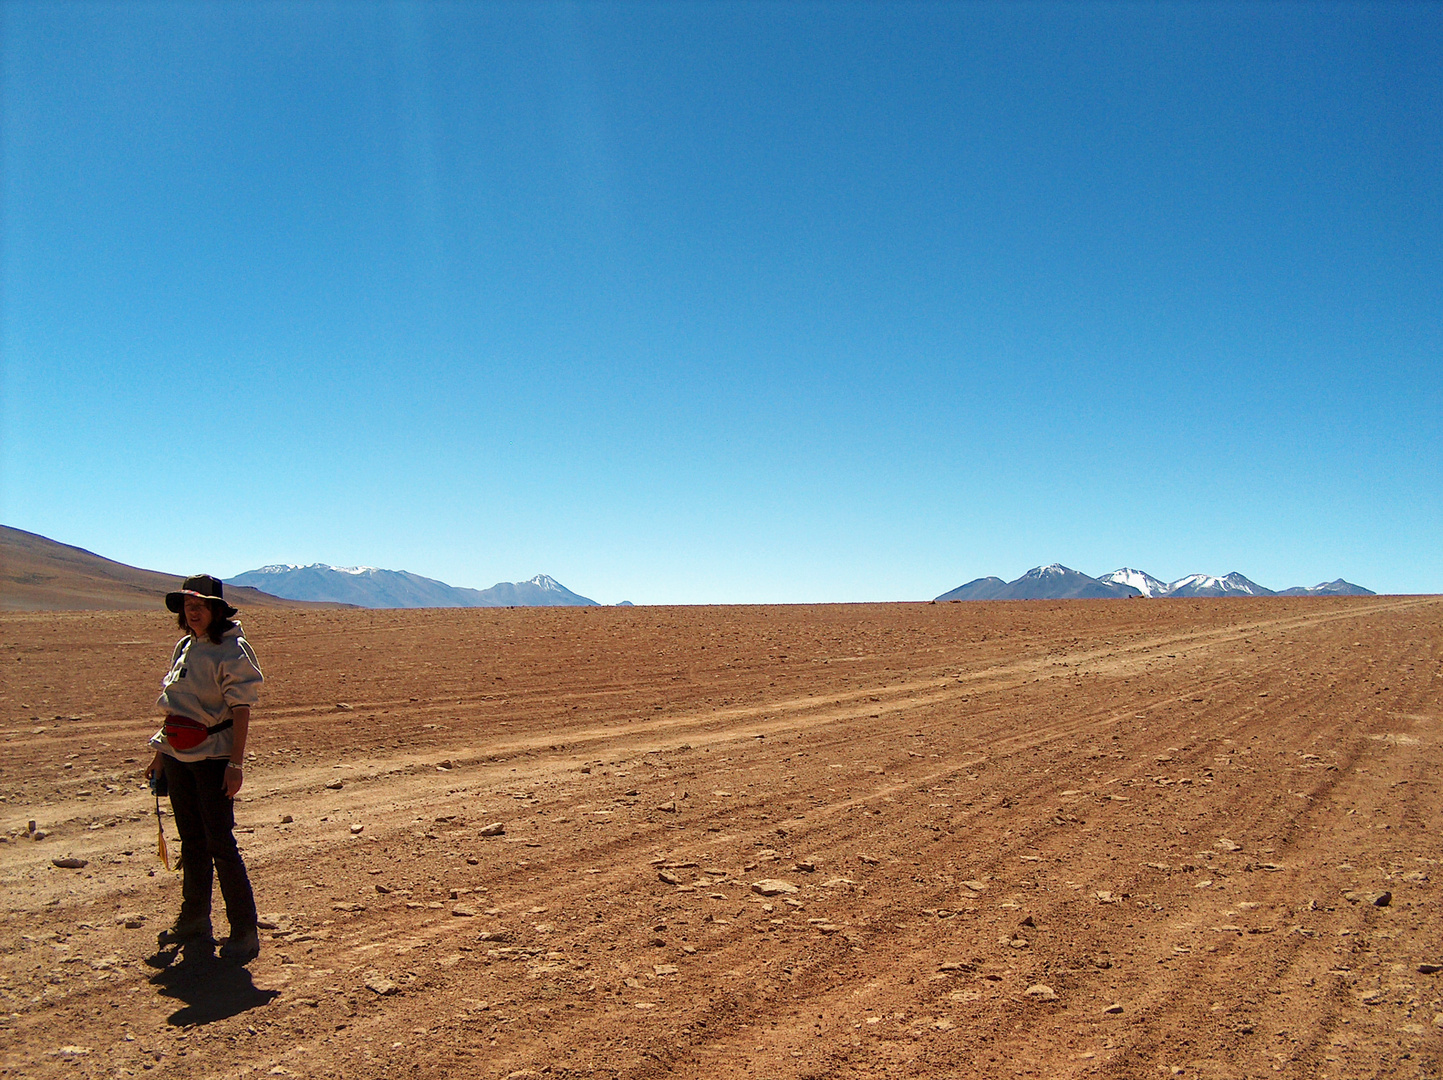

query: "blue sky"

left=3, top=1, right=1439, bottom=603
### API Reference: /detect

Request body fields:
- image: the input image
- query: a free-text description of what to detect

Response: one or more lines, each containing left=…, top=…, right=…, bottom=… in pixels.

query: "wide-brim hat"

left=166, top=574, right=239, bottom=619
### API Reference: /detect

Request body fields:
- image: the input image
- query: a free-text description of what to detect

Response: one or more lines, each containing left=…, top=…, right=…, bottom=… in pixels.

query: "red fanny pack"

left=163, top=715, right=232, bottom=751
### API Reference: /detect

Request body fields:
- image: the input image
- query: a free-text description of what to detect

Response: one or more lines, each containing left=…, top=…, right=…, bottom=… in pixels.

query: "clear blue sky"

left=3, top=1, right=1439, bottom=603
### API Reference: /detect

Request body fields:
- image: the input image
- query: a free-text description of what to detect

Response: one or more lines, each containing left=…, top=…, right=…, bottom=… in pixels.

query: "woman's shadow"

left=145, top=939, right=279, bottom=1026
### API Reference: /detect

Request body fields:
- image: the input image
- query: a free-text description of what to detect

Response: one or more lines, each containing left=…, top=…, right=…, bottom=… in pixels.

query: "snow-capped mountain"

left=1277, top=579, right=1375, bottom=597
left=1164, top=572, right=1274, bottom=598
left=1098, top=568, right=1170, bottom=598
left=228, top=564, right=598, bottom=609
left=937, top=565, right=1374, bottom=601
left=936, top=565, right=1139, bottom=601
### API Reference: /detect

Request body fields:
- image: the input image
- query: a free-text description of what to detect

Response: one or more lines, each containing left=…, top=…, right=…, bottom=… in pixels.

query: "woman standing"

left=145, top=574, right=264, bottom=962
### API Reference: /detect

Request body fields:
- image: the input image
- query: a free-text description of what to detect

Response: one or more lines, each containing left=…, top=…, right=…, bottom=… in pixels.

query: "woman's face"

left=183, top=596, right=214, bottom=637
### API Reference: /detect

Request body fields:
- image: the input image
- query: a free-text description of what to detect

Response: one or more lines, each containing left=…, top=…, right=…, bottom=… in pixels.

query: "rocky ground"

left=1, top=596, right=1441, bottom=1079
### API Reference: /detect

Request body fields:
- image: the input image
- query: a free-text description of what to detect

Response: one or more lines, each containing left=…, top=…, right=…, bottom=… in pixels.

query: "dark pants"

left=162, top=756, right=257, bottom=932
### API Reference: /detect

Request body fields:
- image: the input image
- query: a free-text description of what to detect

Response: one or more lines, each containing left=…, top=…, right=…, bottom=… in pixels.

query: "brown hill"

left=0, top=525, right=313, bottom=611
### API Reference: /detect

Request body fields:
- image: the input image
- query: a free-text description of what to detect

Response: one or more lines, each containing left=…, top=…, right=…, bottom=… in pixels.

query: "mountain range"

left=936, top=564, right=1373, bottom=602
left=228, top=564, right=599, bottom=609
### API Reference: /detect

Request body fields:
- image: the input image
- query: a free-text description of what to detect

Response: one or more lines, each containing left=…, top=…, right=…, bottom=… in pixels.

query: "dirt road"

left=2, top=597, right=1441, bottom=1078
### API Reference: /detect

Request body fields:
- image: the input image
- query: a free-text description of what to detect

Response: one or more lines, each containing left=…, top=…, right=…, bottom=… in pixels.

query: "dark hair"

left=177, top=598, right=236, bottom=644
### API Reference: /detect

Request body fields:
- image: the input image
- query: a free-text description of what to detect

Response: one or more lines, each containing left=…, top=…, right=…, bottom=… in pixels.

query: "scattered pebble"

left=325, top=780, right=343, bottom=790
left=1102, top=1003, right=1124, bottom=1015
left=1417, top=963, right=1441, bottom=975
left=479, top=823, right=505, bottom=837
left=51, top=857, right=87, bottom=869
left=350, top=824, right=364, bottom=834
left=365, top=976, right=397, bottom=996
left=452, top=905, right=478, bottom=917
left=1023, top=984, right=1057, bottom=1001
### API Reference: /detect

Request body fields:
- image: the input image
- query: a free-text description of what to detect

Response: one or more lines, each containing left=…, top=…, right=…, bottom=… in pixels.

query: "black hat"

left=166, top=575, right=239, bottom=619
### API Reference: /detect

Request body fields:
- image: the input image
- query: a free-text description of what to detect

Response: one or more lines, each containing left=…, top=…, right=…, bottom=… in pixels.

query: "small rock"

left=1417, top=963, right=1442, bottom=975
left=653, top=964, right=678, bottom=975
left=280, top=814, right=294, bottom=824
left=858, top=854, right=879, bottom=865
left=1344, top=890, right=1392, bottom=907
left=334, top=702, right=353, bottom=711
left=792, top=860, right=817, bottom=872
left=365, top=976, right=397, bottom=996
left=333, top=902, right=365, bottom=912
left=656, top=801, right=677, bottom=813
left=375, top=884, right=391, bottom=894
left=960, top=879, right=987, bottom=892
left=1023, top=984, right=1057, bottom=1001
left=325, top=780, right=343, bottom=790
left=1216, top=838, right=1242, bottom=852
left=751, top=879, right=799, bottom=896
left=437, top=760, right=453, bottom=771
left=31, top=829, right=48, bottom=841
left=479, top=822, right=505, bottom=837
left=1019, top=915, right=1036, bottom=928
left=52, top=857, right=87, bottom=869
left=1102, top=1003, right=1123, bottom=1015
left=452, top=905, right=478, bottom=917
left=350, top=824, right=364, bottom=834
left=658, top=871, right=681, bottom=885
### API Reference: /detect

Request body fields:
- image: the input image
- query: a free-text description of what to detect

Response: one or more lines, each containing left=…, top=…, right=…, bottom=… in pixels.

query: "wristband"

left=226, top=762, right=243, bottom=771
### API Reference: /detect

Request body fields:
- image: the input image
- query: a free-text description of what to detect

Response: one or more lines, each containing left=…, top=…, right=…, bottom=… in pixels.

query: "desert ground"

left=1, top=596, right=1441, bottom=1079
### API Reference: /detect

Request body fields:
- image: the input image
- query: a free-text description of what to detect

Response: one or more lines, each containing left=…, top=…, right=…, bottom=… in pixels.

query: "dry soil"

left=2, top=597, right=1441, bottom=1079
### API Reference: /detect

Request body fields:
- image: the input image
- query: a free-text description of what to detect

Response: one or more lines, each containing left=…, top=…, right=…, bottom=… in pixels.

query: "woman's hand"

left=223, top=764, right=244, bottom=798
left=145, top=752, right=164, bottom=783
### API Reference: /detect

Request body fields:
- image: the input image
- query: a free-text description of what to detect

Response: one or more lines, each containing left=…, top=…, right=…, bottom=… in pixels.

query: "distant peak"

left=528, top=574, right=563, bottom=590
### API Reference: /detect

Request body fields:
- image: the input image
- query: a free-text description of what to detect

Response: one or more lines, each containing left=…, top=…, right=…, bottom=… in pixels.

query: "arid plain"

left=2, top=597, right=1441, bottom=1079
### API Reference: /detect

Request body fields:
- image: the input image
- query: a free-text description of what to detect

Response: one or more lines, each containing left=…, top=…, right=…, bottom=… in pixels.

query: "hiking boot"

left=156, top=913, right=212, bottom=947
left=219, top=926, right=260, bottom=962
